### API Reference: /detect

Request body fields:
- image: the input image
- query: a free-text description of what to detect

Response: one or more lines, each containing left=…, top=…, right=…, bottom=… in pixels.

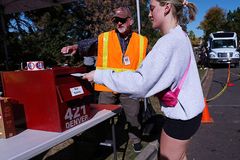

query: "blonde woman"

left=84, top=0, right=204, bottom=159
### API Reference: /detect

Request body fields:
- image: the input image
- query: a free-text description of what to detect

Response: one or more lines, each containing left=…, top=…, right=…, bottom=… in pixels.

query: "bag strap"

left=177, top=55, right=191, bottom=90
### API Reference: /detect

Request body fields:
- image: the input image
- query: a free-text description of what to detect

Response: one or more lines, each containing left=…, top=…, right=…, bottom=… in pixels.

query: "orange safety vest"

left=95, top=30, right=148, bottom=92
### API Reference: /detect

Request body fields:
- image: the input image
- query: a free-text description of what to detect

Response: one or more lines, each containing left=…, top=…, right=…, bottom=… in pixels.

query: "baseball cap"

left=112, top=7, right=132, bottom=19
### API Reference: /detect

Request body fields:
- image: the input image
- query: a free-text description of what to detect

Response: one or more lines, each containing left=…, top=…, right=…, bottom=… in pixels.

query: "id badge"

left=123, top=56, right=130, bottom=65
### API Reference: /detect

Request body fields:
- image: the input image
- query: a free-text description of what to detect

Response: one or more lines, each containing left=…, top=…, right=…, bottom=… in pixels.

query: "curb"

left=201, top=68, right=214, bottom=97
left=135, top=140, right=159, bottom=160
left=201, top=68, right=209, bottom=83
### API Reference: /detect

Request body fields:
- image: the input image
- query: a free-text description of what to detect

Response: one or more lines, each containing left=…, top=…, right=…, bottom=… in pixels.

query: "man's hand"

left=61, top=44, right=78, bottom=56
left=82, top=70, right=95, bottom=82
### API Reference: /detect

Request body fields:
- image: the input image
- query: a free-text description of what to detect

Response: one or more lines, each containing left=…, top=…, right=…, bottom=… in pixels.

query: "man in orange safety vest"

left=61, top=6, right=148, bottom=153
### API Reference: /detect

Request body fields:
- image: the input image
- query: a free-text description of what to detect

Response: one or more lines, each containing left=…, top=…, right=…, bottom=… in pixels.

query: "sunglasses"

left=113, top=17, right=129, bottom=24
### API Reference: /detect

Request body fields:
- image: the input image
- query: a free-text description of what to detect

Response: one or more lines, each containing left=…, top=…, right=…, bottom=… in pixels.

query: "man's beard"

left=117, top=26, right=127, bottom=33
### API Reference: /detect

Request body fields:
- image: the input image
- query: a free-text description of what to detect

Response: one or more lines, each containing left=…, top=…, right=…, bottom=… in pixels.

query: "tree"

left=226, top=7, right=240, bottom=36
left=1, top=0, right=154, bottom=70
left=188, top=30, right=201, bottom=46
left=198, top=6, right=227, bottom=41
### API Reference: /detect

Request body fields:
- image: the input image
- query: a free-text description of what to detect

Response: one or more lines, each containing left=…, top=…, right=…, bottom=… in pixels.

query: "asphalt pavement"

left=187, top=66, right=240, bottom=160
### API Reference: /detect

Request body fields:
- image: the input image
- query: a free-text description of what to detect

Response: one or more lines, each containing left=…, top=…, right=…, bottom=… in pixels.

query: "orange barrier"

left=201, top=98, right=213, bottom=123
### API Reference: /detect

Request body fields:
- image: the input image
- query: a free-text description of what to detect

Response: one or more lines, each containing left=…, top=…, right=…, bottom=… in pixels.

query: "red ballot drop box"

left=1, top=67, right=94, bottom=132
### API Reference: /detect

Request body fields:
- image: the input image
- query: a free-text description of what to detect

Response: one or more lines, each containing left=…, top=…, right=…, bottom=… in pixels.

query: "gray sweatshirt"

left=94, top=25, right=204, bottom=120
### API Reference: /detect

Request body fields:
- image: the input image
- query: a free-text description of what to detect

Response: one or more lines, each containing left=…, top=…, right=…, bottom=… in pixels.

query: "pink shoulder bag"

left=156, top=57, right=191, bottom=107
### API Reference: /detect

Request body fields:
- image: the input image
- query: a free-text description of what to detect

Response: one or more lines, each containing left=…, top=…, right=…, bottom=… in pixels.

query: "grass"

left=198, top=68, right=207, bottom=79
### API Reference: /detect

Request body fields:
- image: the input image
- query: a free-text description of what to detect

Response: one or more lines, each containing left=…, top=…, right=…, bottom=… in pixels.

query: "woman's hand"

left=82, top=70, right=95, bottom=82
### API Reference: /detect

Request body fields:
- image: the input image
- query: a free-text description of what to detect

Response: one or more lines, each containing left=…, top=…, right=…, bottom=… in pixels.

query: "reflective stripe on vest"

left=138, top=36, right=144, bottom=67
left=102, top=32, right=109, bottom=68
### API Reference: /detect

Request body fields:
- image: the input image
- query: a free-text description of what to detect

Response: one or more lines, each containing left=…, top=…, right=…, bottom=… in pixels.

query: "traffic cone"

left=201, top=99, right=213, bottom=123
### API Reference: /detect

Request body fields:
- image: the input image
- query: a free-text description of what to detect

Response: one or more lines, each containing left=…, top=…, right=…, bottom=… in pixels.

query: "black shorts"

left=163, top=113, right=202, bottom=140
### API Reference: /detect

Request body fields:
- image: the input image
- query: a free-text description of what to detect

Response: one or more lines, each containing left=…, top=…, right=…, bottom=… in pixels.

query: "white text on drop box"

left=70, top=86, right=84, bottom=96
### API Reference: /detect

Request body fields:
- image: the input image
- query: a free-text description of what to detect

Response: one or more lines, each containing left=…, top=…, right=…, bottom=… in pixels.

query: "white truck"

left=207, top=31, right=240, bottom=67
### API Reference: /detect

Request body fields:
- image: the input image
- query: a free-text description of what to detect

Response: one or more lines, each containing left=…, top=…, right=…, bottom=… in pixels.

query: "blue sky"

left=187, top=0, right=240, bottom=37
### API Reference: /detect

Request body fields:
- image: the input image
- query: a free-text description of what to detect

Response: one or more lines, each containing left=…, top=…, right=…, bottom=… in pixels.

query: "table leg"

left=111, top=118, right=117, bottom=160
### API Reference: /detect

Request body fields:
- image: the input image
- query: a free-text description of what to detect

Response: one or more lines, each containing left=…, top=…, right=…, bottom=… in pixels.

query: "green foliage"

left=9, top=1, right=240, bottom=69
left=1, top=0, right=156, bottom=70
left=198, top=6, right=240, bottom=45
left=188, top=30, right=201, bottom=47
left=226, top=7, right=240, bottom=37
left=198, top=6, right=227, bottom=41
left=2, top=1, right=240, bottom=70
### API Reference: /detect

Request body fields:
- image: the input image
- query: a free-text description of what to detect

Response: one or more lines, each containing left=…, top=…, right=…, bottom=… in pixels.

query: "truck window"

left=211, top=39, right=236, bottom=49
